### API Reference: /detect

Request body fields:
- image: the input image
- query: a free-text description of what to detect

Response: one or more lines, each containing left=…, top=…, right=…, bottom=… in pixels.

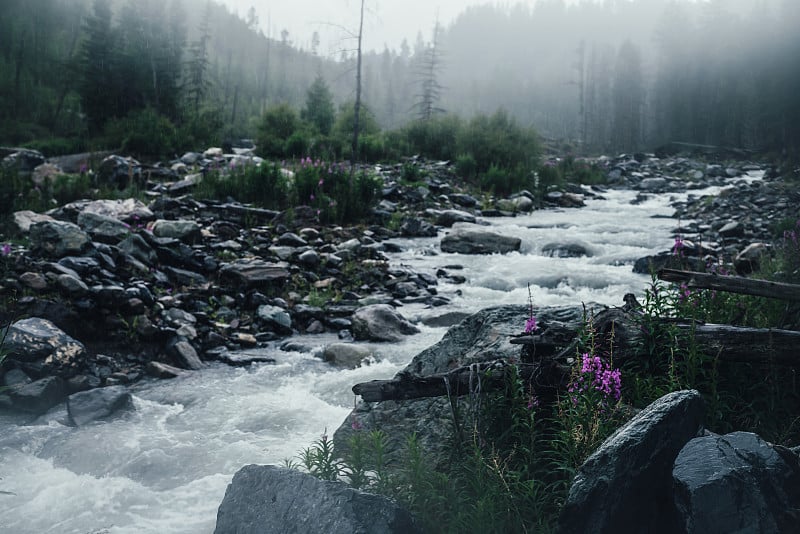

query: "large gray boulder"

left=151, top=219, right=201, bottom=242
left=77, top=210, right=131, bottom=243
left=9, top=376, right=66, bottom=414
left=219, top=259, right=290, bottom=290
left=214, top=465, right=421, bottom=534
left=335, top=304, right=596, bottom=466
left=351, top=304, right=419, bottom=342
left=673, top=431, right=800, bottom=534
left=323, top=343, right=374, bottom=368
left=29, top=220, right=91, bottom=258
left=558, top=390, right=705, bottom=534
left=440, top=227, right=521, bottom=254
left=4, top=317, right=86, bottom=378
left=66, top=385, right=133, bottom=426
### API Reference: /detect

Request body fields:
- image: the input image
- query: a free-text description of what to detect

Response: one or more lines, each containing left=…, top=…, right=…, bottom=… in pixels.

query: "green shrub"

left=403, top=115, right=463, bottom=161
left=480, top=164, right=532, bottom=196
left=284, top=131, right=310, bottom=158
left=292, top=158, right=381, bottom=224
left=455, top=153, right=477, bottom=179
left=456, top=109, right=539, bottom=178
left=195, top=162, right=290, bottom=210
left=256, top=103, right=301, bottom=159
left=104, top=108, right=178, bottom=159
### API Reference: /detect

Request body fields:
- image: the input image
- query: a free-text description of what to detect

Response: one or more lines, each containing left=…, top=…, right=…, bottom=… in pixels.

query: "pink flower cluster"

left=568, top=353, right=622, bottom=403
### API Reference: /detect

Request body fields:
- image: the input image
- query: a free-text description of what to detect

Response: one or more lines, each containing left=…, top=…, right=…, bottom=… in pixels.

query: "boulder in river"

left=66, top=385, right=133, bottom=426
left=351, top=304, right=419, bottom=342
left=440, top=227, right=521, bottom=255
left=4, top=317, right=86, bottom=378
left=214, top=464, right=421, bottom=534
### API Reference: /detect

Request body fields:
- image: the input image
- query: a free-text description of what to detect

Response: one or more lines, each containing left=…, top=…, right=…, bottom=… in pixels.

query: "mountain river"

left=0, top=181, right=747, bottom=533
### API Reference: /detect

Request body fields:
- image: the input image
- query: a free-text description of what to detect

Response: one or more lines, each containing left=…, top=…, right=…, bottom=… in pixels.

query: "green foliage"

left=333, top=103, right=380, bottom=147
left=195, top=162, right=290, bottom=210
left=292, top=159, right=381, bottom=224
left=109, top=108, right=178, bottom=159
left=256, top=103, right=301, bottom=158
left=403, top=115, right=463, bottom=162
left=480, top=164, right=532, bottom=196
left=455, top=153, right=478, bottom=180
left=302, top=75, right=336, bottom=136
left=456, top=109, right=539, bottom=178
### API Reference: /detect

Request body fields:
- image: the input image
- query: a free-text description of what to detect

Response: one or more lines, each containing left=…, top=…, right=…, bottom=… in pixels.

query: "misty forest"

left=2, top=1, right=800, bottom=533
left=1, top=0, right=799, bottom=156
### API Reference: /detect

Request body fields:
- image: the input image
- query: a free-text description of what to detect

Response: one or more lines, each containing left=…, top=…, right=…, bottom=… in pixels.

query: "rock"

left=256, top=304, right=293, bottom=335
left=58, top=198, right=154, bottom=222
left=542, top=242, right=591, bottom=258
left=673, top=431, right=800, bottom=534
left=4, top=318, right=86, bottom=378
left=449, top=193, right=479, bottom=207
left=167, top=338, right=204, bottom=370
left=1, top=147, right=45, bottom=173
left=76, top=211, right=131, bottom=243
left=119, top=233, right=158, bottom=265
left=734, top=242, right=768, bottom=275
left=214, top=464, right=421, bottom=534
left=12, top=210, right=56, bottom=233
left=29, top=220, right=91, bottom=258
left=31, top=163, right=63, bottom=187
left=558, top=390, right=705, bottom=534
left=298, top=249, right=320, bottom=267
left=351, top=304, right=419, bottom=342
left=336, top=305, right=596, bottom=465
left=152, top=219, right=201, bottom=242
left=219, top=259, right=290, bottom=290
left=147, top=361, right=184, bottom=378
left=276, top=232, right=308, bottom=247
left=440, top=227, right=521, bottom=255
left=638, top=177, right=668, bottom=191
left=20, top=271, right=48, bottom=290
left=56, top=274, right=89, bottom=296
left=10, top=376, right=67, bottom=414
left=400, top=217, right=438, bottom=237
left=2, top=368, right=32, bottom=388
left=97, top=155, right=141, bottom=189
left=496, top=196, right=534, bottom=213
left=216, top=352, right=276, bottom=367
left=66, top=385, right=133, bottom=426
left=323, top=343, right=373, bottom=368
left=718, top=221, right=744, bottom=238
left=435, top=209, right=476, bottom=227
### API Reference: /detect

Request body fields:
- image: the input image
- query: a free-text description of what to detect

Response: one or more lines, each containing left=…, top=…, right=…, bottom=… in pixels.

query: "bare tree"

left=351, top=0, right=365, bottom=166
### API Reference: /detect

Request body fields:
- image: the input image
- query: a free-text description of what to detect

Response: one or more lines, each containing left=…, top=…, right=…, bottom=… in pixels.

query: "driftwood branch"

left=658, top=269, right=800, bottom=302
left=352, top=359, right=568, bottom=402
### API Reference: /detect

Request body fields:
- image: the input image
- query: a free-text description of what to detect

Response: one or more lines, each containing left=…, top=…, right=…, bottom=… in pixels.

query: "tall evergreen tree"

left=302, top=75, right=335, bottom=135
left=79, top=0, right=117, bottom=132
left=187, top=2, right=212, bottom=117
left=412, top=22, right=445, bottom=122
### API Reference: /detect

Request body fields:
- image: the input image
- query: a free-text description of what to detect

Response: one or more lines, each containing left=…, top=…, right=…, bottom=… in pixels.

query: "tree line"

left=0, top=0, right=797, bottom=158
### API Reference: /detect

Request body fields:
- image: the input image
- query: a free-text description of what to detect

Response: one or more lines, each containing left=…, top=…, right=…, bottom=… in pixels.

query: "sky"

left=220, top=0, right=544, bottom=55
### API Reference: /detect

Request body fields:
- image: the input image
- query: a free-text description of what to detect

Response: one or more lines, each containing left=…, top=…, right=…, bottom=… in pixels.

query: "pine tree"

left=302, top=75, right=335, bottom=135
left=412, top=22, right=445, bottom=122
left=187, top=2, right=212, bottom=118
left=79, top=0, right=117, bottom=132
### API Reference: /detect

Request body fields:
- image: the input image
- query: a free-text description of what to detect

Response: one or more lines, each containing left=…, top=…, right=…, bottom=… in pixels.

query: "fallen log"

left=678, top=323, right=800, bottom=365
left=352, top=359, right=569, bottom=402
left=658, top=268, right=800, bottom=302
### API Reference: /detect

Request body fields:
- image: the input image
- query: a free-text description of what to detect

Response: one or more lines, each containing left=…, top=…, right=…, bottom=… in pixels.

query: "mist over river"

left=0, top=184, right=726, bottom=533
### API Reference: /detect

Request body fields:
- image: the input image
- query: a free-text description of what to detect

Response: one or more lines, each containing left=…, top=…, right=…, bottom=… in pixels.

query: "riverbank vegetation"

left=292, top=227, right=800, bottom=533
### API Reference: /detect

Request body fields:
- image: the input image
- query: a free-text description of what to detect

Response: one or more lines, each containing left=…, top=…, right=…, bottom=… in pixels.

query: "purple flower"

left=310, top=193, right=315, bottom=201
left=524, top=316, right=537, bottom=334
left=672, top=236, right=684, bottom=257
left=318, top=178, right=324, bottom=187
left=1, top=243, right=10, bottom=256
left=350, top=419, right=363, bottom=431
left=527, top=395, right=540, bottom=410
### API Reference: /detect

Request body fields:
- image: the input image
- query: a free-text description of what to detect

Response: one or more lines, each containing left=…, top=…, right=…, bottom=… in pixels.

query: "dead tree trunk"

left=658, top=268, right=800, bottom=302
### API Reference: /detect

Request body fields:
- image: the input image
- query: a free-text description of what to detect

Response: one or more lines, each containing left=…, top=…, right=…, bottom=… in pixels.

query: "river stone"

left=558, top=390, right=705, bottom=534
left=400, top=217, right=438, bottom=237
left=351, top=304, right=419, bottom=342
left=4, top=318, right=86, bottom=378
left=167, top=338, right=204, bottom=370
left=440, top=227, right=521, bottom=255
left=118, top=233, right=157, bottom=266
left=335, top=305, right=596, bottom=466
left=435, top=209, right=476, bottom=227
left=12, top=210, right=56, bottom=233
left=147, top=361, right=184, bottom=379
left=77, top=211, right=131, bottom=243
left=151, top=219, right=201, bottom=242
left=66, top=385, right=133, bottom=426
left=542, top=242, right=592, bottom=258
left=323, top=343, right=373, bottom=368
left=219, top=259, right=290, bottom=289
left=59, top=198, right=154, bottom=222
left=10, top=376, right=67, bottom=414
left=496, top=196, right=534, bottom=213
left=734, top=242, right=768, bottom=275
left=56, top=273, right=89, bottom=296
left=20, top=271, right=48, bottom=290
left=638, top=177, right=668, bottom=191
left=29, top=220, right=91, bottom=258
left=277, top=232, right=308, bottom=247
left=214, top=465, right=421, bottom=534
left=718, top=221, right=744, bottom=238
left=449, top=193, right=479, bottom=207
left=673, top=431, right=800, bottom=533
left=256, top=304, right=293, bottom=335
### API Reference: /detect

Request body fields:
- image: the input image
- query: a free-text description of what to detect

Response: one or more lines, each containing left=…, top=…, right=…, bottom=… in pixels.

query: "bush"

left=480, top=163, right=532, bottom=196
left=195, top=162, right=290, bottom=210
left=456, top=109, right=539, bottom=177
left=455, top=153, right=477, bottom=180
left=403, top=115, right=463, bottom=161
left=105, top=108, right=178, bottom=159
left=256, top=103, right=301, bottom=159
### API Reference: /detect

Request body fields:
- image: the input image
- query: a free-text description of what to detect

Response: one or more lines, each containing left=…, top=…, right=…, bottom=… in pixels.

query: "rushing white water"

left=0, top=184, right=719, bottom=534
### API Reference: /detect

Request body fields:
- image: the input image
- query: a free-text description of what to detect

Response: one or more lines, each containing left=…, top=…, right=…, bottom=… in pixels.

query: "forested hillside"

left=1, top=0, right=798, bottom=157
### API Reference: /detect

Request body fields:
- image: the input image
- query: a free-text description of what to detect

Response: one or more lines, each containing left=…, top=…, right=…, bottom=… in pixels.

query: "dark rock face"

left=29, top=220, right=91, bottom=258
left=558, top=389, right=705, bottom=534
left=4, top=318, right=86, bottom=378
left=440, top=227, right=521, bottom=255
left=336, top=305, right=598, bottom=465
left=351, top=304, right=419, bottom=342
left=673, top=431, right=800, bottom=534
left=218, top=259, right=290, bottom=289
left=214, top=465, right=421, bottom=534
left=9, top=376, right=67, bottom=414
left=66, top=385, right=133, bottom=426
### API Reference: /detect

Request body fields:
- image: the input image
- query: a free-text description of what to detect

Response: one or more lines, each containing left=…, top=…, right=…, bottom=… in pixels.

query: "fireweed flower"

left=524, top=316, right=537, bottom=334
left=1, top=243, right=10, bottom=256
left=672, top=236, right=684, bottom=257
left=569, top=353, right=622, bottom=404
